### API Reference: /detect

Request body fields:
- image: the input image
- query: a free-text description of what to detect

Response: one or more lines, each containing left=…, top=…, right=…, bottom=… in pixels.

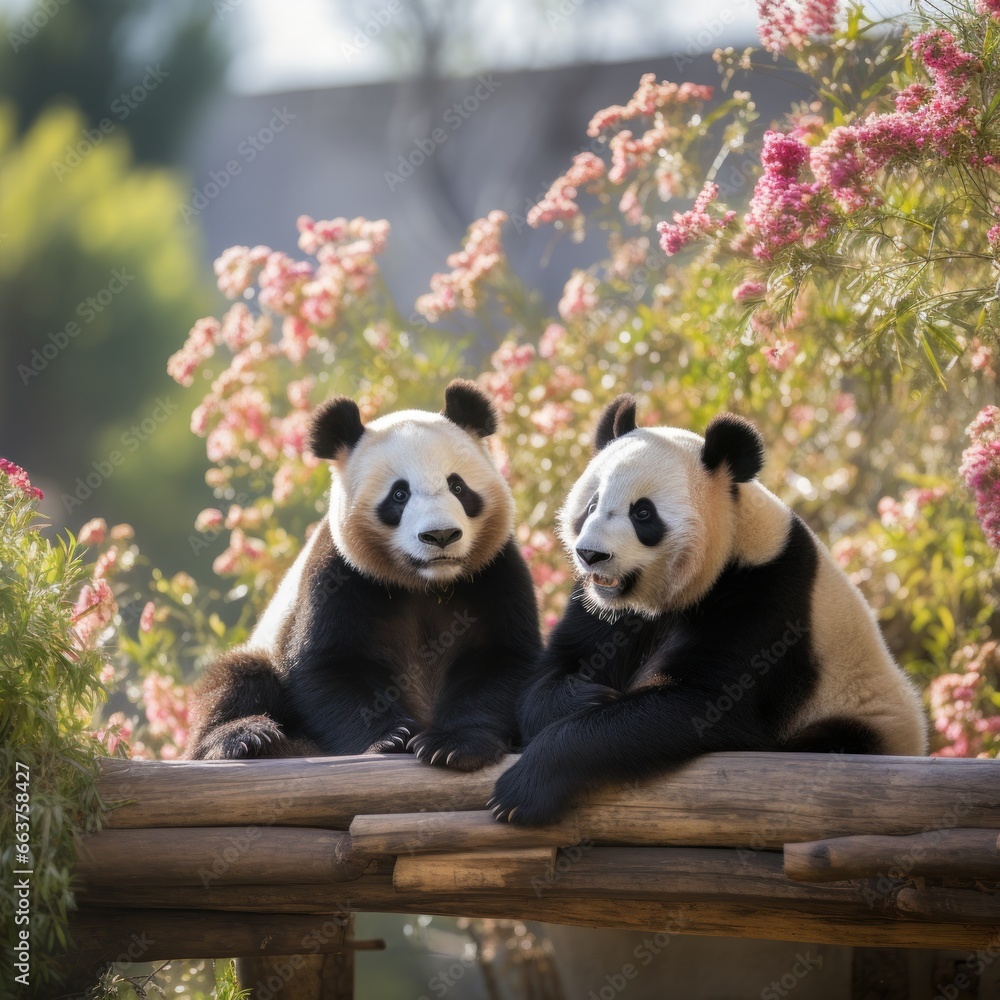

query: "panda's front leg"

left=491, top=685, right=771, bottom=826
left=409, top=650, right=530, bottom=772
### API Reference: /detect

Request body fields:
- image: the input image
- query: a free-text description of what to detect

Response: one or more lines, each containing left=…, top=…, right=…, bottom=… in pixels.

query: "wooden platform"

left=64, top=752, right=1000, bottom=996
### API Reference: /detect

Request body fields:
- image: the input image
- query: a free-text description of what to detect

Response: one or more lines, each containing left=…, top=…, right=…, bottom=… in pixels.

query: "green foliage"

left=0, top=0, right=226, bottom=164
left=0, top=476, right=111, bottom=993
left=0, top=100, right=215, bottom=569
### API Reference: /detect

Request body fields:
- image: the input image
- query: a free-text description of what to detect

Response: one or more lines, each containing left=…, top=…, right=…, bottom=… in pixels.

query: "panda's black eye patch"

left=447, top=474, right=483, bottom=517
left=573, top=492, right=599, bottom=536
left=629, top=498, right=665, bottom=547
left=377, top=479, right=410, bottom=527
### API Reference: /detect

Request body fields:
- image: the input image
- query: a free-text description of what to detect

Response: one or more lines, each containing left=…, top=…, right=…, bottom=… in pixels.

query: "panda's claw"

left=430, top=748, right=444, bottom=765
left=507, top=808, right=518, bottom=823
left=485, top=796, right=497, bottom=809
left=446, top=750, right=456, bottom=766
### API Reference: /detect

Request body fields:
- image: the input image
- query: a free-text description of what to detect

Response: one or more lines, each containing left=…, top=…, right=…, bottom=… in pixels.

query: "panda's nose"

left=576, top=547, right=611, bottom=567
left=419, top=527, right=463, bottom=549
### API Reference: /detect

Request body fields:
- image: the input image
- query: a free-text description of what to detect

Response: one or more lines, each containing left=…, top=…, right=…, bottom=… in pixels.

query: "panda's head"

left=309, top=380, right=514, bottom=589
left=558, top=395, right=765, bottom=616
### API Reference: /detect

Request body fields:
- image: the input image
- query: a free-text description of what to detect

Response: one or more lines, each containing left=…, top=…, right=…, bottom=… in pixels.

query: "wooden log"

left=65, top=907, right=383, bottom=961
left=784, top=829, right=1000, bottom=882
left=896, top=885, right=1000, bottom=922
left=97, top=754, right=1000, bottom=849
left=76, top=845, right=998, bottom=923
left=76, top=873, right=1000, bottom=950
left=97, top=755, right=503, bottom=829
left=350, top=811, right=580, bottom=855
left=74, top=828, right=364, bottom=887
left=393, top=848, right=557, bottom=891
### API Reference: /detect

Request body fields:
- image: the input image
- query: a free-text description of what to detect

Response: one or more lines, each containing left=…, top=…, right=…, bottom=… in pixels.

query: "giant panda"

left=186, top=380, right=541, bottom=770
left=489, top=393, right=927, bottom=825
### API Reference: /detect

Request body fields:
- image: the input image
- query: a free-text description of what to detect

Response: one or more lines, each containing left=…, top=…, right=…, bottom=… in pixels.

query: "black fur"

left=309, top=397, right=365, bottom=460
left=376, top=480, right=410, bottom=527
left=493, top=515, right=877, bottom=826
left=448, top=474, right=483, bottom=517
left=702, top=414, right=764, bottom=484
left=186, top=523, right=541, bottom=769
left=443, top=379, right=497, bottom=438
left=594, top=394, right=637, bottom=451
left=628, top=498, right=665, bottom=547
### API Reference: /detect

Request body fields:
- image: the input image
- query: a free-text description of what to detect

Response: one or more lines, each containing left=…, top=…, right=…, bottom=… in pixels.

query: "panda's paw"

left=212, top=716, right=290, bottom=759
left=366, top=719, right=418, bottom=755
left=489, top=758, right=570, bottom=828
left=407, top=726, right=507, bottom=772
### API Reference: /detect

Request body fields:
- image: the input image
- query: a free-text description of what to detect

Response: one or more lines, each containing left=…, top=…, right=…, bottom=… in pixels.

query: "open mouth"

left=583, top=569, right=636, bottom=599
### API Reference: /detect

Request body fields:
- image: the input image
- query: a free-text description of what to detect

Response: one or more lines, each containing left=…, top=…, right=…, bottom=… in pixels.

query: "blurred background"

left=0, top=0, right=804, bottom=572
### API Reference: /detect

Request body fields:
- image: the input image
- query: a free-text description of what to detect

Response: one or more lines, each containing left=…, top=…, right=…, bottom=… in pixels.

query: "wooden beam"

left=97, top=754, right=1000, bottom=850
left=65, top=907, right=383, bottom=961
left=349, top=811, right=580, bottom=855
left=76, top=873, right=1000, bottom=950
left=896, top=885, right=1000, bottom=922
left=393, top=848, right=557, bottom=891
left=74, top=828, right=364, bottom=887
left=785, top=829, right=1000, bottom=882
left=97, top=755, right=503, bottom=829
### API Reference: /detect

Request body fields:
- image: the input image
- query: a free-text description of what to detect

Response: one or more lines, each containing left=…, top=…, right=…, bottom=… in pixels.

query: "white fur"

left=248, top=521, right=323, bottom=654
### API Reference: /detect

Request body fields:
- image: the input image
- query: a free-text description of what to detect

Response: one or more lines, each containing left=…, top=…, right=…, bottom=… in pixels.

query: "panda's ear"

left=309, top=397, right=365, bottom=460
left=443, top=379, right=497, bottom=438
left=702, top=414, right=764, bottom=483
left=594, top=394, right=637, bottom=452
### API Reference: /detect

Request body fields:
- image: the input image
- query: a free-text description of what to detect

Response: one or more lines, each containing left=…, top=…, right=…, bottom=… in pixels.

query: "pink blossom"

left=491, top=340, right=536, bottom=374
left=281, top=379, right=311, bottom=413
left=214, top=244, right=270, bottom=299
left=167, top=317, right=219, bottom=387
left=139, top=601, right=156, bottom=633
left=142, top=670, right=191, bottom=752
left=539, top=323, right=567, bottom=359
left=280, top=315, right=316, bottom=363
left=93, top=546, right=119, bottom=580
left=531, top=401, right=574, bottom=434
left=960, top=406, right=1000, bottom=548
left=219, top=302, right=264, bottom=352
left=657, top=182, right=735, bottom=256
left=528, top=153, right=605, bottom=228
left=744, top=131, right=835, bottom=260
left=91, top=711, right=133, bottom=756
left=763, top=340, right=797, bottom=371
left=733, top=280, right=766, bottom=302
left=258, top=252, right=314, bottom=315
left=416, top=212, right=508, bottom=321
left=195, top=508, right=225, bottom=532
left=977, top=0, right=1000, bottom=18
left=272, top=463, right=300, bottom=504
left=587, top=74, right=713, bottom=137
left=810, top=127, right=869, bottom=212
left=213, top=528, right=266, bottom=576
left=0, top=458, right=43, bottom=501
left=757, top=0, right=838, bottom=55
left=71, top=578, right=117, bottom=649
left=78, top=518, right=107, bottom=546
left=558, top=271, right=598, bottom=321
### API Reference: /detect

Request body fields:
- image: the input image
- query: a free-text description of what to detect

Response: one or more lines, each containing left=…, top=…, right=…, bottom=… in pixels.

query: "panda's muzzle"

left=576, top=547, right=611, bottom=567
left=419, top=527, right=463, bottom=549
